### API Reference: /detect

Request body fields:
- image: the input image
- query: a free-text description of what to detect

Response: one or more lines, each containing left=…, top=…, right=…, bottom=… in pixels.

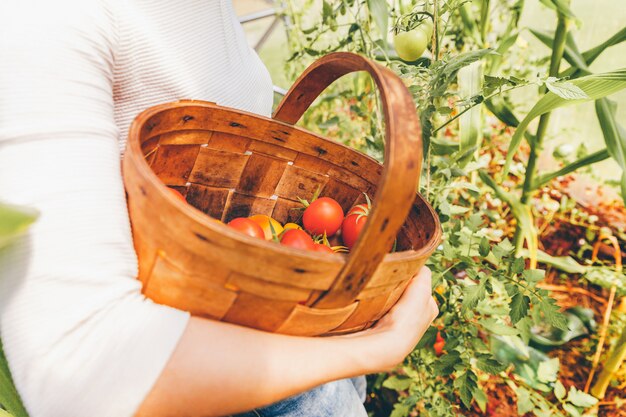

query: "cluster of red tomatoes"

left=169, top=188, right=370, bottom=255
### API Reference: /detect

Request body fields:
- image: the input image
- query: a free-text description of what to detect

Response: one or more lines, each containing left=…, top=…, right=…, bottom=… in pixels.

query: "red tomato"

left=312, top=243, right=335, bottom=254
left=347, top=204, right=368, bottom=216
left=228, top=217, right=265, bottom=239
left=434, top=331, right=445, bottom=356
left=280, top=229, right=315, bottom=250
left=341, top=212, right=367, bottom=249
left=169, top=188, right=186, bottom=201
left=303, top=197, right=344, bottom=236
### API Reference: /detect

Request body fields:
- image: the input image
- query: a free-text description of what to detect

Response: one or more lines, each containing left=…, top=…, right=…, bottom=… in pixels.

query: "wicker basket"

left=123, top=52, right=441, bottom=336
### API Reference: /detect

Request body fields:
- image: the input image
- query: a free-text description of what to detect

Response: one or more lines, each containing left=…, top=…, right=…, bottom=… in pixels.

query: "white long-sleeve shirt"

left=0, top=1, right=274, bottom=416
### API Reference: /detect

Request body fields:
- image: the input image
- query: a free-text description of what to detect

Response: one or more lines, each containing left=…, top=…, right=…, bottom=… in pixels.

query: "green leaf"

left=0, top=339, right=29, bottom=417
left=522, top=269, right=546, bottom=283
left=538, top=0, right=579, bottom=23
left=537, top=358, right=559, bottom=383
left=462, top=277, right=487, bottom=312
left=545, top=79, right=589, bottom=100
left=596, top=98, right=626, bottom=203
left=567, top=386, right=598, bottom=408
left=389, top=403, right=411, bottom=417
left=416, top=326, right=439, bottom=349
left=563, top=403, right=582, bottom=417
left=538, top=298, right=569, bottom=331
left=485, top=96, right=520, bottom=127
left=503, top=69, right=626, bottom=178
left=366, top=0, right=389, bottom=48
left=458, top=61, right=483, bottom=165
left=529, top=29, right=588, bottom=72
left=479, top=172, right=538, bottom=262
left=453, top=370, right=478, bottom=409
left=516, top=317, right=533, bottom=344
left=434, top=350, right=462, bottom=375
left=585, top=267, right=626, bottom=295
left=476, top=355, right=506, bottom=374
left=582, top=27, right=626, bottom=69
left=554, top=380, right=566, bottom=400
left=533, top=148, right=611, bottom=189
left=474, top=387, right=488, bottom=413
left=0, top=203, right=38, bottom=249
left=509, top=293, right=530, bottom=324
left=0, top=410, right=15, bottom=417
left=478, top=237, right=490, bottom=257
left=530, top=307, right=593, bottom=347
left=521, top=249, right=587, bottom=274
left=322, top=0, right=332, bottom=24
left=516, top=386, right=534, bottom=415
left=317, top=115, right=339, bottom=129
left=479, top=318, right=519, bottom=336
left=383, top=375, right=412, bottom=391
left=511, top=257, right=525, bottom=275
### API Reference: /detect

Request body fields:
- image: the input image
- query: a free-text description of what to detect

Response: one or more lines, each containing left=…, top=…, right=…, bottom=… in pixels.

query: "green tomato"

left=419, top=19, right=434, bottom=41
left=393, top=29, right=428, bottom=62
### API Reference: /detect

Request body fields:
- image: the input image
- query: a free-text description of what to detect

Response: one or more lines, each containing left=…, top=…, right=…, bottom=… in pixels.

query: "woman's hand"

left=136, top=266, right=437, bottom=416
left=340, top=266, right=438, bottom=373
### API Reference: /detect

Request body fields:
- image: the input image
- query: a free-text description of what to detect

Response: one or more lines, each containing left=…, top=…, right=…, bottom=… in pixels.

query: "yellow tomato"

left=283, top=222, right=302, bottom=231
left=248, top=214, right=284, bottom=240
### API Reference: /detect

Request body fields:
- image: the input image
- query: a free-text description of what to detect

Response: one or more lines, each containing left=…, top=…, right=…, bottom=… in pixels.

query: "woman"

left=0, top=1, right=438, bottom=416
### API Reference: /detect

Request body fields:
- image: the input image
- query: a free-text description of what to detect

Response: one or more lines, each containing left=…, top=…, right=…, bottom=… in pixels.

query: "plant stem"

left=513, top=5, right=570, bottom=250
left=480, top=0, right=491, bottom=46
left=432, top=0, right=439, bottom=60
left=591, top=320, right=626, bottom=399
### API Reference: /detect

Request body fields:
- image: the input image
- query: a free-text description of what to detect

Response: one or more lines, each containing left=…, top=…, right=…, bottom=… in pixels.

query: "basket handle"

left=273, top=52, right=422, bottom=308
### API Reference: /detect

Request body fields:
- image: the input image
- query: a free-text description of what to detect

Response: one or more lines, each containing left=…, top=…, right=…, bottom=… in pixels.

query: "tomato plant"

left=282, top=0, right=626, bottom=415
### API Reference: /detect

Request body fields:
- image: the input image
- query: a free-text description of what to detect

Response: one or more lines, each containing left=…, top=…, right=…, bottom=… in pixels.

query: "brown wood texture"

left=123, top=52, right=441, bottom=336
left=273, top=52, right=423, bottom=308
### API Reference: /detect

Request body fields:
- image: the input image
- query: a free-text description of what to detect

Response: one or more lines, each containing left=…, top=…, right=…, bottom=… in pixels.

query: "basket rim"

left=125, top=100, right=442, bottom=267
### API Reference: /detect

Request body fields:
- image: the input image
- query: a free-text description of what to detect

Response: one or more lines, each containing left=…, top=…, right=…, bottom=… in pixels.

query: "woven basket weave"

left=123, top=52, right=441, bottom=336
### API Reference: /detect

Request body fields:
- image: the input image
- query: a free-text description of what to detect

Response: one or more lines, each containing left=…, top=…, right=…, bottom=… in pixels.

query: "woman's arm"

left=0, top=3, right=437, bottom=417
left=137, top=268, right=437, bottom=417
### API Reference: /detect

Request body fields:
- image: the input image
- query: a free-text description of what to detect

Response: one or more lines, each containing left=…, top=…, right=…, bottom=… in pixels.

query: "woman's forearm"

left=136, top=267, right=437, bottom=417
left=136, top=316, right=368, bottom=416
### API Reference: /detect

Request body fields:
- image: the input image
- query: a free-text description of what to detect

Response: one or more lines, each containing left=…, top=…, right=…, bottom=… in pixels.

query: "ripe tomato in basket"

left=228, top=218, right=264, bottom=239
left=280, top=229, right=315, bottom=251
left=302, top=197, right=344, bottom=236
left=342, top=203, right=369, bottom=249
left=248, top=214, right=284, bottom=240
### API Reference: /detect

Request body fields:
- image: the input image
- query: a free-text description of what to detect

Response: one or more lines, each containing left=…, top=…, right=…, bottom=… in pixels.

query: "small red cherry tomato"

left=303, top=197, right=344, bottom=236
left=341, top=212, right=367, bottom=249
left=228, top=217, right=265, bottom=239
left=433, top=331, right=445, bottom=356
left=280, top=229, right=315, bottom=250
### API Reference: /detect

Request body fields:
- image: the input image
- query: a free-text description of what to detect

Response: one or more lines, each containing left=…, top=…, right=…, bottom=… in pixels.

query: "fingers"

left=381, top=266, right=435, bottom=324
left=396, top=266, right=433, bottom=307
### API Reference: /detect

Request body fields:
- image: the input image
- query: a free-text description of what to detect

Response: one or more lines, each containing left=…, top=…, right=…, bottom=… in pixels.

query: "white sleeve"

left=0, top=2, right=190, bottom=417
